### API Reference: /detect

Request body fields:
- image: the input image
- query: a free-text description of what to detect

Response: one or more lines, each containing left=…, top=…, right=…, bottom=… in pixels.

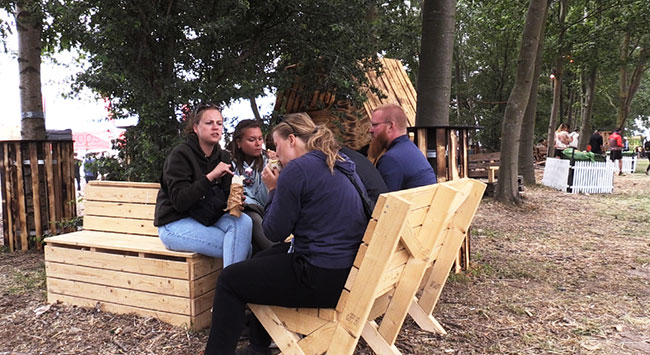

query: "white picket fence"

left=542, top=158, right=617, bottom=194
left=616, top=156, right=637, bottom=174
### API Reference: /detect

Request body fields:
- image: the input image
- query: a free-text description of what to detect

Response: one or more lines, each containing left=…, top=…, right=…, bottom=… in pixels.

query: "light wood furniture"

left=249, top=178, right=485, bottom=354
left=44, top=181, right=221, bottom=329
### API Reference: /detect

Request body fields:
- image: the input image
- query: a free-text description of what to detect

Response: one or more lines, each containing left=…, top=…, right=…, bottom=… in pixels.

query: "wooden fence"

left=1, top=140, right=77, bottom=251
left=542, top=157, right=617, bottom=194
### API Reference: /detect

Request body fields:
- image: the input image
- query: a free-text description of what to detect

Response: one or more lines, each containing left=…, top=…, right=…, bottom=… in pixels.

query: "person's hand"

left=261, top=164, right=280, bottom=191
left=207, top=162, right=233, bottom=181
left=266, top=149, right=278, bottom=159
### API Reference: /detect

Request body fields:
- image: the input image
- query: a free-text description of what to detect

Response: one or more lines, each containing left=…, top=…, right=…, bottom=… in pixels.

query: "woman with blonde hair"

left=204, top=112, right=368, bottom=355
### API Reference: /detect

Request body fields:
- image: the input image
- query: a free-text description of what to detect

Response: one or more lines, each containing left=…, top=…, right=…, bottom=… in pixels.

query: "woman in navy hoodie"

left=205, top=112, right=368, bottom=355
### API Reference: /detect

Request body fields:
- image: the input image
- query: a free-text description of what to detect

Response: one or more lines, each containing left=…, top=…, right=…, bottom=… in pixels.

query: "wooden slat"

left=45, top=231, right=196, bottom=258
left=3, top=144, right=15, bottom=251
left=191, top=289, right=215, bottom=316
left=329, top=194, right=412, bottom=354
left=45, top=261, right=191, bottom=297
left=297, top=321, right=337, bottom=354
left=44, top=245, right=189, bottom=278
left=47, top=278, right=192, bottom=315
left=48, top=293, right=194, bottom=328
left=84, top=183, right=159, bottom=204
left=83, top=215, right=158, bottom=236
left=29, top=143, right=43, bottom=248
left=53, top=143, right=62, bottom=224
left=84, top=200, right=155, bottom=220
left=189, top=256, right=223, bottom=280
left=44, top=142, right=57, bottom=235
left=269, top=307, right=332, bottom=335
left=362, top=320, right=401, bottom=355
left=15, top=143, right=28, bottom=250
left=436, top=128, right=447, bottom=182
left=249, top=304, right=305, bottom=355
left=190, top=271, right=219, bottom=298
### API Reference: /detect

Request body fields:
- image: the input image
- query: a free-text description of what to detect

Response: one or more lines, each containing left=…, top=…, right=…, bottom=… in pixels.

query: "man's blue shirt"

left=376, top=135, right=437, bottom=191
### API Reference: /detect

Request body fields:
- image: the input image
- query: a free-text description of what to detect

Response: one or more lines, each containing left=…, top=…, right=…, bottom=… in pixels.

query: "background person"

left=608, top=128, right=624, bottom=176
left=588, top=129, right=604, bottom=154
left=645, top=138, right=650, bottom=175
left=153, top=104, right=252, bottom=267
left=369, top=103, right=436, bottom=191
left=554, top=123, right=572, bottom=157
left=204, top=112, right=368, bottom=355
left=229, top=119, right=275, bottom=254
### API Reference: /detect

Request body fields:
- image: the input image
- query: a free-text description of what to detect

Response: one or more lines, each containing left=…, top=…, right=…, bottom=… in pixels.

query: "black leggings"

left=204, top=243, right=351, bottom=354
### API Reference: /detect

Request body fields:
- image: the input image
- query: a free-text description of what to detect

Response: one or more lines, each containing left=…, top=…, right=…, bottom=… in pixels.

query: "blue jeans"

left=159, top=214, right=253, bottom=267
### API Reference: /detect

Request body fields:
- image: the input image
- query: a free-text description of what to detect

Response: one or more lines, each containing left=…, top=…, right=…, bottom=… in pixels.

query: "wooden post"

left=45, top=142, right=57, bottom=235
left=2, top=144, right=15, bottom=251
left=436, top=128, right=447, bottom=182
left=29, top=142, right=43, bottom=249
left=15, top=143, right=28, bottom=250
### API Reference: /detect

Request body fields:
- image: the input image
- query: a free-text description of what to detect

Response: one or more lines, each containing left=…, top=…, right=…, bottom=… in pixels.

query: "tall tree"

left=15, top=0, right=45, bottom=140
left=518, top=0, right=549, bottom=185
left=415, top=0, right=456, bottom=126
left=617, top=31, right=649, bottom=129
left=545, top=0, right=567, bottom=157
left=495, top=0, right=547, bottom=204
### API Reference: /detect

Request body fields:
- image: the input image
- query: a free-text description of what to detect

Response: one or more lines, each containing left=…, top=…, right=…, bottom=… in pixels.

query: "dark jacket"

left=262, top=150, right=367, bottom=269
left=340, top=146, right=388, bottom=204
left=154, top=133, right=232, bottom=227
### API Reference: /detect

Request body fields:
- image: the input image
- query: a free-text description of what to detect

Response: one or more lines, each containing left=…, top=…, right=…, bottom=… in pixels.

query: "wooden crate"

left=44, top=181, right=221, bottom=329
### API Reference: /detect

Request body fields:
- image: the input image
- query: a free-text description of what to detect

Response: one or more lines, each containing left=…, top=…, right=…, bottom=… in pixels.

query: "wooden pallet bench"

left=468, top=152, right=501, bottom=182
left=44, top=181, right=221, bottom=329
left=249, top=178, right=485, bottom=354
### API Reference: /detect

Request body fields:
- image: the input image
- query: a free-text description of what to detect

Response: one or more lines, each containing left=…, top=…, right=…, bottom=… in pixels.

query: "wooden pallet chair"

left=408, top=178, right=486, bottom=335
left=249, top=179, right=476, bottom=355
left=44, top=181, right=221, bottom=329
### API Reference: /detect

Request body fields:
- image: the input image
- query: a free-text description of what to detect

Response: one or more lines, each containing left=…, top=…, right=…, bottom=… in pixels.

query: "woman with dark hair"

left=153, top=104, right=252, bottom=267
left=204, top=112, right=368, bottom=355
left=229, top=119, right=274, bottom=253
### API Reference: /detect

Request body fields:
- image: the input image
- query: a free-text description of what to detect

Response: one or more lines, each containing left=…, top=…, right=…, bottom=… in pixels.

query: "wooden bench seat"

left=249, top=178, right=485, bottom=354
left=468, top=152, right=501, bottom=181
left=44, top=181, right=221, bottom=329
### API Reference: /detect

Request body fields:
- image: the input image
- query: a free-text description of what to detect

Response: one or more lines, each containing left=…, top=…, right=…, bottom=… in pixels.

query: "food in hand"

left=224, top=175, right=244, bottom=217
left=268, top=159, right=282, bottom=172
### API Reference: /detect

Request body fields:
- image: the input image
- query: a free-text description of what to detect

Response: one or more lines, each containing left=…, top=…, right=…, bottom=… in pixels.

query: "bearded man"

left=368, top=103, right=437, bottom=191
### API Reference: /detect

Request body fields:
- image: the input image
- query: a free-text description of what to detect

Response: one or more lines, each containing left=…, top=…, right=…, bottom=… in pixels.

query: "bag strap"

left=335, top=165, right=374, bottom=220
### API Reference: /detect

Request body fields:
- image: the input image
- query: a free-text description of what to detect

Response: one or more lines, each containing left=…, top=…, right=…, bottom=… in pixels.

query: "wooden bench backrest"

left=83, top=181, right=160, bottom=236
left=328, top=181, right=469, bottom=352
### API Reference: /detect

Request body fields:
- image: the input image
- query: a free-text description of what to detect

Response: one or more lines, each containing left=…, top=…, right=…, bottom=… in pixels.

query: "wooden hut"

left=273, top=57, right=416, bottom=151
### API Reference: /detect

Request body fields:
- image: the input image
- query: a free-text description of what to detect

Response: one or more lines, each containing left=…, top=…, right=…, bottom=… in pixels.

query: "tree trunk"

left=16, top=2, right=46, bottom=140
left=617, top=32, right=649, bottom=129
left=250, top=96, right=262, bottom=123
left=415, top=0, right=456, bottom=126
left=518, top=0, right=549, bottom=186
left=579, top=65, right=597, bottom=150
left=546, top=0, right=567, bottom=157
left=495, top=0, right=547, bottom=204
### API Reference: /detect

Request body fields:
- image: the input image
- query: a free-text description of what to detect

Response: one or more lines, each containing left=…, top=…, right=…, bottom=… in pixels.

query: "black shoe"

left=235, top=344, right=271, bottom=355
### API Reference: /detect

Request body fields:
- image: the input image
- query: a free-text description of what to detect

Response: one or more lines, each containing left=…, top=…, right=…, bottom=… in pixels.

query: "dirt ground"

left=1, top=169, right=649, bottom=354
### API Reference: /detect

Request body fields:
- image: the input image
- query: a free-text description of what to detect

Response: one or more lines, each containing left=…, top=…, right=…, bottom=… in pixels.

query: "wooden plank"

left=64, top=142, right=77, bottom=232
left=436, top=128, right=447, bottom=182
left=88, top=180, right=160, bottom=188
left=362, top=320, right=401, bottom=355
left=449, top=130, right=460, bottom=180
left=191, top=307, right=213, bottom=330
left=189, top=256, right=223, bottom=280
left=83, top=215, right=158, bottom=236
left=44, top=231, right=196, bottom=258
left=44, top=245, right=189, bottom=279
left=249, top=304, right=305, bottom=355
left=15, top=143, right=28, bottom=250
left=84, top=184, right=159, bottom=204
left=190, top=289, right=215, bottom=316
left=45, top=261, right=191, bottom=297
left=417, top=128, right=427, bottom=157
left=269, top=307, right=332, bottom=335
left=47, top=293, right=194, bottom=329
left=29, top=143, right=43, bottom=248
left=47, top=278, right=192, bottom=315
left=84, top=200, right=155, bottom=219
left=297, top=322, right=337, bottom=355
left=44, top=142, right=57, bottom=235
left=329, top=195, right=412, bottom=353
left=190, top=270, right=219, bottom=298
left=3, top=144, right=15, bottom=251
left=53, top=143, right=62, bottom=225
